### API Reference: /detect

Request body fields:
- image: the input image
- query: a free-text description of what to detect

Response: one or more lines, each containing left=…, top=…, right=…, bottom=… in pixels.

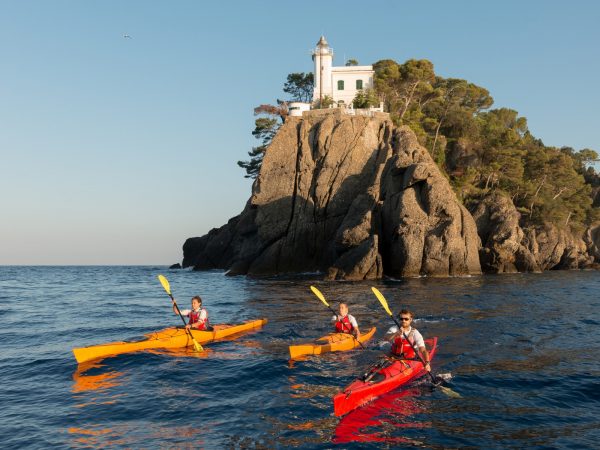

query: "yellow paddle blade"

left=439, top=384, right=461, bottom=398
left=157, top=274, right=171, bottom=296
left=192, top=338, right=203, bottom=352
left=371, top=287, right=393, bottom=317
left=310, top=285, right=330, bottom=308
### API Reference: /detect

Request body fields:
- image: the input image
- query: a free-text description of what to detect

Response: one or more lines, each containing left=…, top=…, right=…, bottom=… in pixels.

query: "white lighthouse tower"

left=312, top=36, right=334, bottom=104
left=287, top=36, right=382, bottom=116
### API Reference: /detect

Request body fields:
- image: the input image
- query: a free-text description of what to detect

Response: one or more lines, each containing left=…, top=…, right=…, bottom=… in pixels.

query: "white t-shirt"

left=386, top=326, right=425, bottom=348
left=331, top=314, right=358, bottom=329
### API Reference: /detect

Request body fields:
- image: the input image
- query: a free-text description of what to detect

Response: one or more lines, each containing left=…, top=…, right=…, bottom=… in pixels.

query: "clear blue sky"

left=1, top=1, right=599, bottom=265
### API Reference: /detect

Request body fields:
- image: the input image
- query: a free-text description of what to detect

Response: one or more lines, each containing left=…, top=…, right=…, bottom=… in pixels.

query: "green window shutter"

left=337, top=80, right=344, bottom=90
left=356, top=80, right=363, bottom=90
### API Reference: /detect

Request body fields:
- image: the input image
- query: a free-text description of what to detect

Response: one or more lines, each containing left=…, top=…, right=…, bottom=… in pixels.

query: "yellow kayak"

left=289, top=327, right=376, bottom=359
left=73, top=318, right=268, bottom=364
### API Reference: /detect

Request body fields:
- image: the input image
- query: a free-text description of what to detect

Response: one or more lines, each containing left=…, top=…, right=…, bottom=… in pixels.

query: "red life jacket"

left=189, top=308, right=208, bottom=330
left=335, top=315, right=354, bottom=334
left=391, top=329, right=417, bottom=359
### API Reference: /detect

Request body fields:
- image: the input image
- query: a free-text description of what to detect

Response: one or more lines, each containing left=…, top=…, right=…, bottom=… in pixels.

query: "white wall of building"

left=311, top=36, right=374, bottom=107
left=288, top=102, right=311, bottom=117
left=331, top=66, right=374, bottom=105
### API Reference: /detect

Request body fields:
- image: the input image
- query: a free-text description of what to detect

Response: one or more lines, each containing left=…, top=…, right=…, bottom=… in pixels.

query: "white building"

left=312, top=36, right=375, bottom=107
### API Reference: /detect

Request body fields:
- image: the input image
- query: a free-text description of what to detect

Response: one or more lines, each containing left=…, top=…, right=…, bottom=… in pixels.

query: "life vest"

left=189, top=308, right=208, bottom=330
left=391, top=329, right=417, bottom=359
left=335, top=315, right=354, bottom=334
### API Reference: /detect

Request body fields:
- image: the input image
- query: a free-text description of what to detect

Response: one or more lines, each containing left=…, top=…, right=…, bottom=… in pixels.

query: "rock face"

left=527, top=224, right=592, bottom=270
left=584, top=222, right=600, bottom=263
left=469, top=193, right=540, bottom=273
left=183, top=110, right=482, bottom=279
left=469, top=192, right=595, bottom=272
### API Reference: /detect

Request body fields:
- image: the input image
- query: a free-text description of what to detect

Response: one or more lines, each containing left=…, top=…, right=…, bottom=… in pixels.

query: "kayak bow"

left=72, top=318, right=267, bottom=364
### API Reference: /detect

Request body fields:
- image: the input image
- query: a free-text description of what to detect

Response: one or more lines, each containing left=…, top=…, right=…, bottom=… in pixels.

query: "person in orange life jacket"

left=174, top=295, right=209, bottom=331
left=331, top=303, right=361, bottom=340
left=386, top=309, right=430, bottom=372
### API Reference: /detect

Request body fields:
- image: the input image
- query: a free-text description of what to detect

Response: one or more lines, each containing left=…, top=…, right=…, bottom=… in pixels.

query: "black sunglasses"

left=400, top=317, right=411, bottom=321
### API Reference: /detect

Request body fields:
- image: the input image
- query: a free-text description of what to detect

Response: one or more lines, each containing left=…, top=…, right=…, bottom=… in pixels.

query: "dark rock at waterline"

left=169, top=263, right=182, bottom=269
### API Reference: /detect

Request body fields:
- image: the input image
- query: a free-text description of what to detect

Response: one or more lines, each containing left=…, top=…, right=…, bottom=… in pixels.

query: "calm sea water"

left=0, top=266, right=599, bottom=449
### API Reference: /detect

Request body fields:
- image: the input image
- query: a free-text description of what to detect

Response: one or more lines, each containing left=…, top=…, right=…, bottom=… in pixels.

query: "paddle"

left=309, top=286, right=365, bottom=350
left=157, top=274, right=203, bottom=352
left=371, top=287, right=461, bottom=398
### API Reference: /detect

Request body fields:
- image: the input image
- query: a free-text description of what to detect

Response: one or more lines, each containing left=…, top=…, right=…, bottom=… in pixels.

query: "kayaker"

left=174, top=296, right=210, bottom=331
left=386, top=309, right=431, bottom=372
left=331, top=303, right=361, bottom=339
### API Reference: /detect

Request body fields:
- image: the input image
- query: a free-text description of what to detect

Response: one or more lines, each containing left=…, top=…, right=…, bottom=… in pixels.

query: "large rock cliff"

left=183, top=110, right=482, bottom=279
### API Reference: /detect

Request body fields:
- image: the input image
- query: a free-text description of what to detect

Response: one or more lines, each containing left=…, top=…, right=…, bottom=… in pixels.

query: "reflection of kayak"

left=333, top=386, right=427, bottom=445
left=289, top=327, right=376, bottom=359
left=333, top=337, right=437, bottom=416
left=72, top=319, right=268, bottom=364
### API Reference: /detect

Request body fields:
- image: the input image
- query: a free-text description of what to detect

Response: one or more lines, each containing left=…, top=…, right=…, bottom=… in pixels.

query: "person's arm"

left=177, top=307, right=191, bottom=329
left=195, top=309, right=208, bottom=329
left=419, top=346, right=431, bottom=372
left=349, top=315, right=360, bottom=339
left=413, top=331, right=430, bottom=372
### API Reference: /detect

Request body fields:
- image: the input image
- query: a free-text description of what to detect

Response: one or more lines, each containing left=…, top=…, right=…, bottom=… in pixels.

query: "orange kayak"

left=289, top=327, right=376, bottom=359
left=73, top=318, right=267, bottom=364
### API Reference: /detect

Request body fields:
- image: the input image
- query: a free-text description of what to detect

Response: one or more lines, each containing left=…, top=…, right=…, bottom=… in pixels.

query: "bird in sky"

left=123, top=34, right=132, bottom=39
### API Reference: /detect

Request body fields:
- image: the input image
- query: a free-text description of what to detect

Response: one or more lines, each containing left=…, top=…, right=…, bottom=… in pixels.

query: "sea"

left=0, top=266, right=599, bottom=449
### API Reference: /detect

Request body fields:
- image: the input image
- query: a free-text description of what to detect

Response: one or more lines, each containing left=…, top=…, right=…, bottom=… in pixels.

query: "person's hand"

left=425, top=362, right=431, bottom=372
left=185, top=324, right=191, bottom=330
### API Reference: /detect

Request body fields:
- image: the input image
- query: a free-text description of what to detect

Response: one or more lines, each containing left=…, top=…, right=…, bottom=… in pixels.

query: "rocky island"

left=181, top=39, right=600, bottom=279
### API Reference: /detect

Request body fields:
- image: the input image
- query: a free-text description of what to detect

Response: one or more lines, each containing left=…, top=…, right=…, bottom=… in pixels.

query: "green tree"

left=352, top=89, right=378, bottom=109
left=373, top=59, right=401, bottom=113
left=425, top=78, right=493, bottom=155
left=283, top=72, right=314, bottom=103
left=237, top=116, right=280, bottom=179
left=313, top=95, right=334, bottom=109
left=345, top=59, right=359, bottom=66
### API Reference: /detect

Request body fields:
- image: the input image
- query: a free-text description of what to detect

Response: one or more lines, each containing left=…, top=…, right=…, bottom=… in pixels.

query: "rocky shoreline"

left=183, top=111, right=600, bottom=279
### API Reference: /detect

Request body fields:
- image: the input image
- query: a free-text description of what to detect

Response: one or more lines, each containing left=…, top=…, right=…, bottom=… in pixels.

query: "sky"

left=1, top=0, right=599, bottom=265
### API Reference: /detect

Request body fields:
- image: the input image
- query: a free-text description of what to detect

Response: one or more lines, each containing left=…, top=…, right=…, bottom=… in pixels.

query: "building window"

left=337, top=80, right=344, bottom=90
left=356, top=80, right=363, bottom=90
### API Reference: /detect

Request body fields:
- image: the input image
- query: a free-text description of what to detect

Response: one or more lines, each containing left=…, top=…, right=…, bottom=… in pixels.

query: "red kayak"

left=333, top=337, right=437, bottom=416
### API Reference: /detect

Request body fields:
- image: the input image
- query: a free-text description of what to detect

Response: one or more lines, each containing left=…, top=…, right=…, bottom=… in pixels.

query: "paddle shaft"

left=309, top=285, right=365, bottom=350
left=169, top=293, right=202, bottom=348
left=388, top=313, right=437, bottom=384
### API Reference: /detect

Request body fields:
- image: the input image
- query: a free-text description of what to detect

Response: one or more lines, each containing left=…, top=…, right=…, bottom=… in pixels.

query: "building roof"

left=316, top=36, right=329, bottom=48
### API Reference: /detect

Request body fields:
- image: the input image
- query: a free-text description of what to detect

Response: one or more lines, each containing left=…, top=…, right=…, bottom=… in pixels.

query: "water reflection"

left=72, top=362, right=124, bottom=393
left=333, top=386, right=430, bottom=445
left=68, top=424, right=205, bottom=448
